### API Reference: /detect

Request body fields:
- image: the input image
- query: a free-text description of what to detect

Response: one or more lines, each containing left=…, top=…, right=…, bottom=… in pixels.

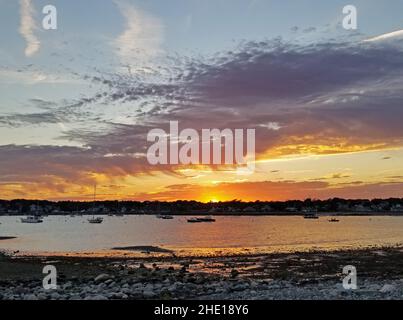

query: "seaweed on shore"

left=0, top=237, right=16, bottom=241
left=111, top=246, right=174, bottom=253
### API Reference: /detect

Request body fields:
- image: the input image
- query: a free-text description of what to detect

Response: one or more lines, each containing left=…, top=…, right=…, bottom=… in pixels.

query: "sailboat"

left=302, top=208, right=319, bottom=219
left=88, top=185, right=103, bottom=224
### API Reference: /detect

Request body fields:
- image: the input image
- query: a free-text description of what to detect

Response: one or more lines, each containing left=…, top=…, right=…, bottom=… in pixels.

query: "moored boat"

left=187, top=216, right=216, bottom=223
left=21, top=216, right=43, bottom=223
left=196, top=215, right=216, bottom=222
left=87, top=216, right=103, bottom=224
left=157, top=214, right=174, bottom=220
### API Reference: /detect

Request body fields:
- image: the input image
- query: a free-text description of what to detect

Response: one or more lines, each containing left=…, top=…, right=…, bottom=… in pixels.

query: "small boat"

left=196, top=215, right=216, bottom=222
left=329, top=218, right=340, bottom=222
left=187, top=216, right=216, bottom=223
left=157, top=214, right=174, bottom=220
left=88, top=217, right=103, bottom=224
left=21, top=216, right=43, bottom=223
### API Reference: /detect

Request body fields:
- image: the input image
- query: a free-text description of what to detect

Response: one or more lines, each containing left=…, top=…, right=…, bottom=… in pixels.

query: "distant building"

left=353, top=204, right=370, bottom=212
left=243, top=206, right=256, bottom=212
left=391, top=204, right=403, bottom=212
left=337, top=203, right=350, bottom=211
left=29, top=204, right=44, bottom=214
left=261, top=205, right=272, bottom=212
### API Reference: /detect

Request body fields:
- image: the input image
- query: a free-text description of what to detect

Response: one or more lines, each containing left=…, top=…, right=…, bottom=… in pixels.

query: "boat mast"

left=93, top=184, right=96, bottom=217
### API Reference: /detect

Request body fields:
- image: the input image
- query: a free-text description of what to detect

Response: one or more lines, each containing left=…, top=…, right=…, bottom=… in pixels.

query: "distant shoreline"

left=1, top=211, right=403, bottom=216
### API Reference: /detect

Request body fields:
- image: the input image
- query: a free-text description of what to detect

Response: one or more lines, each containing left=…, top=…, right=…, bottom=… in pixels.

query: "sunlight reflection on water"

left=1, top=215, right=403, bottom=257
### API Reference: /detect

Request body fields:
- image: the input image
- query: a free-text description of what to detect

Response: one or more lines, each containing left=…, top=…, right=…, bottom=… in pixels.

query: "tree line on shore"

left=0, top=198, right=402, bottom=214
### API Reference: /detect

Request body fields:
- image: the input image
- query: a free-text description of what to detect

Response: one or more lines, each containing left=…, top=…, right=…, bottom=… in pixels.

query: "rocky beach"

left=1, top=246, right=403, bottom=300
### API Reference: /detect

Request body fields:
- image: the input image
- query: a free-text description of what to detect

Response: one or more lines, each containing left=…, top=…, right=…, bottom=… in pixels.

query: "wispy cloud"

left=0, top=68, right=84, bottom=85
left=113, top=0, right=164, bottom=68
left=7, top=38, right=403, bottom=159
left=2, top=36, right=403, bottom=199
left=364, top=29, right=403, bottom=42
left=19, top=0, right=40, bottom=57
left=131, top=180, right=403, bottom=201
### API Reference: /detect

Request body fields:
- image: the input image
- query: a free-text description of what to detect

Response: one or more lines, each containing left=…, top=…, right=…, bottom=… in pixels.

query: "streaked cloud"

left=364, top=29, right=403, bottom=42
left=131, top=180, right=403, bottom=202
left=113, top=0, right=164, bottom=68
left=0, top=68, right=84, bottom=85
left=19, top=0, right=40, bottom=57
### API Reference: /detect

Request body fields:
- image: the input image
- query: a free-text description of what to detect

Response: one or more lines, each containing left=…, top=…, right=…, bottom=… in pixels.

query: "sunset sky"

left=1, top=0, right=403, bottom=202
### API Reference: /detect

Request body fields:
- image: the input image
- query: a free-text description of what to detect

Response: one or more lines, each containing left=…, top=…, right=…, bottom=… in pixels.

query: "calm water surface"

left=1, top=215, right=403, bottom=256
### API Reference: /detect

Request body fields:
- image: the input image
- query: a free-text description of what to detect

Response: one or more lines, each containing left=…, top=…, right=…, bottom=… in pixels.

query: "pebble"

left=142, top=290, right=156, bottom=298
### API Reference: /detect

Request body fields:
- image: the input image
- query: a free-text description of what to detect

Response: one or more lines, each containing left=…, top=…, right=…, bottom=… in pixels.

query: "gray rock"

left=94, top=274, right=111, bottom=283
left=63, top=282, right=73, bottom=289
left=37, top=293, right=47, bottom=300
left=144, top=284, right=154, bottom=291
left=232, top=283, right=248, bottom=291
left=380, top=284, right=396, bottom=293
left=121, top=288, right=131, bottom=294
left=366, top=284, right=381, bottom=291
left=25, top=294, right=38, bottom=300
left=84, top=295, right=108, bottom=300
left=143, top=290, right=156, bottom=298
left=50, top=292, right=61, bottom=300
left=15, top=287, right=28, bottom=295
left=168, top=284, right=178, bottom=292
left=115, top=292, right=128, bottom=299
